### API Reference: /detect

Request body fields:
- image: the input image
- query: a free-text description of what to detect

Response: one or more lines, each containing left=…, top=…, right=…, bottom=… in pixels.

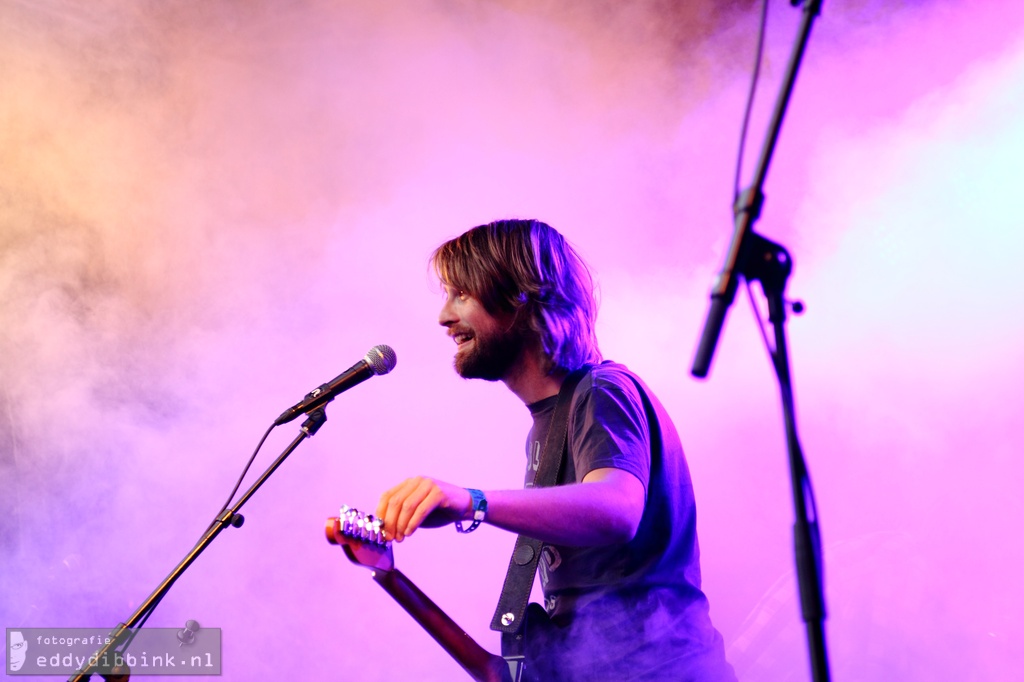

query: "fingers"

left=376, top=476, right=448, bottom=542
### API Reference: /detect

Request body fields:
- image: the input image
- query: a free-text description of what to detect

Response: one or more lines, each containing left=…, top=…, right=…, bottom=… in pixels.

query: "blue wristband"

left=455, top=488, right=487, bottom=534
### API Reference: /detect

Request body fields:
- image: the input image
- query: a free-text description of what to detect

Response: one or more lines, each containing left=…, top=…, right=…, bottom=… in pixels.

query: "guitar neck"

left=373, top=568, right=511, bottom=682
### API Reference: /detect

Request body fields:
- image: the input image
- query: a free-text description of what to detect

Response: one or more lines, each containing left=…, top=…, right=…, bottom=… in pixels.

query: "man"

left=377, top=219, right=736, bottom=681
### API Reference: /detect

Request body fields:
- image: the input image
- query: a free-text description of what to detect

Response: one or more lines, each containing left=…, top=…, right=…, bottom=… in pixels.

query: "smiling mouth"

left=452, top=332, right=474, bottom=347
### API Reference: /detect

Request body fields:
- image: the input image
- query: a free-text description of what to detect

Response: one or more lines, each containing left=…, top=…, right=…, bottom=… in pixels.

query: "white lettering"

left=529, top=441, right=541, bottom=472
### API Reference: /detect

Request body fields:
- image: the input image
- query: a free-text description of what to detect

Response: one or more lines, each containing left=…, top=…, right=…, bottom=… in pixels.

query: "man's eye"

left=443, top=286, right=470, bottom=303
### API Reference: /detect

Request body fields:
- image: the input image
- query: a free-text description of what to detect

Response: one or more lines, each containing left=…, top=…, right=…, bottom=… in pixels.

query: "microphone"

left=274, top=344, right=397, bottom=425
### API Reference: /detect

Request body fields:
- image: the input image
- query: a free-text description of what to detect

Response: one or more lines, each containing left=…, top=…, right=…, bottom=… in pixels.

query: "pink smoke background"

left=2, top=0, right=1022, bottom=679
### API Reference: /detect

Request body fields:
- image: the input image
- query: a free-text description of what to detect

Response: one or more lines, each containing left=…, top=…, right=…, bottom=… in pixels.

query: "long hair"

left=431, top=219, right=602, bottom=374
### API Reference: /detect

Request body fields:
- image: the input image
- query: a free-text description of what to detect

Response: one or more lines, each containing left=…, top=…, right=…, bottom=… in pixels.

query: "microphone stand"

left=68, top=408, right=329, bottom=682
left=690, top=2, right=831, bottom=681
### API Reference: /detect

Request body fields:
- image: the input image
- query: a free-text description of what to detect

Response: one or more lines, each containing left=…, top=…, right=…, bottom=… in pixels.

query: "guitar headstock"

left=325, top=505, right=395, bottom=572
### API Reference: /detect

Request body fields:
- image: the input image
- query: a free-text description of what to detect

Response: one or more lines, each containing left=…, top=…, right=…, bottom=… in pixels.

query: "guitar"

left=326, top=507, right=515, bottom=682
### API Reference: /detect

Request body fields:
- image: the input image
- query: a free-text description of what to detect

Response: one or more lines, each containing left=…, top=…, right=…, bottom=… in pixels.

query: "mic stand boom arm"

left=689, top=2, right=831, bottom=681
left=68, top=409, right=329, bottom=682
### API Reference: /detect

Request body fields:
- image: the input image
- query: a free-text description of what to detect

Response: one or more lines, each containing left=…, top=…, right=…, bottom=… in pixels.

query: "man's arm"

left=375, top=467, right=645, bottom=546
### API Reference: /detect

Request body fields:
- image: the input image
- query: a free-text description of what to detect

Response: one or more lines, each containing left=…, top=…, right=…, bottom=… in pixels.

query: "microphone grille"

left=364, top=344, right=397, bottom=375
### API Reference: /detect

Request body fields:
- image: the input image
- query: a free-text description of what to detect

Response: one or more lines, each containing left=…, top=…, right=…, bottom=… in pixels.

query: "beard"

left=454, top=325, right=528, bottom=381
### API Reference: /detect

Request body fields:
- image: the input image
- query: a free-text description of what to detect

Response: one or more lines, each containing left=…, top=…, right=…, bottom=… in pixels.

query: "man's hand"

left=376, top=476, right=473, bottom=542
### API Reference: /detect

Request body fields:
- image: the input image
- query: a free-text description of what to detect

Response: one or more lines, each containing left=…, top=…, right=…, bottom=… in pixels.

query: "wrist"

left=455, top=488, right=487, bottom=534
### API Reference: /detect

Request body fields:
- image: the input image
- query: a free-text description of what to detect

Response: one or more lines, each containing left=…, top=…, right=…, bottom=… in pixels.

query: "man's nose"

left=439, top=299, right=457, bottom=327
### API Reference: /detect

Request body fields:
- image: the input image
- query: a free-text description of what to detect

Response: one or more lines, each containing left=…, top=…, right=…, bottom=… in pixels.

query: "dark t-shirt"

left=521, top=362, right=736, bottom=681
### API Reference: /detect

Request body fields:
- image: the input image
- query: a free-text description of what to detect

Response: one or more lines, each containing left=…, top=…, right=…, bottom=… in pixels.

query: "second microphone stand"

left=690, top=1, right=831, bottom=680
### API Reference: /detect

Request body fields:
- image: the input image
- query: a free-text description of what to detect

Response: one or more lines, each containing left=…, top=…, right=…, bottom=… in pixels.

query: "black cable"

left=739, top=2, right=774, bottom=359
left=734, top=0, right=771, bottom=202
left=746, top=279, right=775, bottom=359
left=216, top=423, right=276, bottom=516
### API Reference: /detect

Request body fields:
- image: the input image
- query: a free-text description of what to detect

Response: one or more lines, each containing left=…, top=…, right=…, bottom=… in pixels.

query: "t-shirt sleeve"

left=568, top=373, right=651, bottom=495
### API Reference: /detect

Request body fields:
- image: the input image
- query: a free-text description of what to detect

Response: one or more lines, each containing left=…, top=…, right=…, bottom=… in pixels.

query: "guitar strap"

left=490, top=364, right=592, bottom=669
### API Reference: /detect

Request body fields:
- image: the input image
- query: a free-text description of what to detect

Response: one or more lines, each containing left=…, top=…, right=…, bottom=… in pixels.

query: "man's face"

left=439, top=286, right=525, bottom=381
left=9, top=631, right=27, bottom=671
